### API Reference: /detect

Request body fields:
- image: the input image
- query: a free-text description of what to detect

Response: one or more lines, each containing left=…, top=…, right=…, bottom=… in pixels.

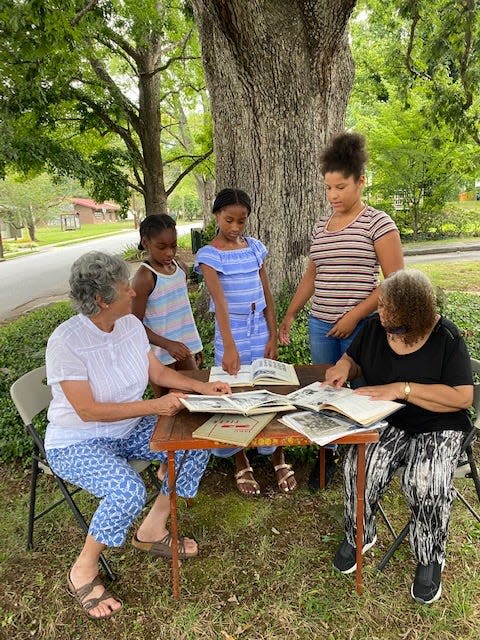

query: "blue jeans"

left=308, top=315, right=369, bottom=365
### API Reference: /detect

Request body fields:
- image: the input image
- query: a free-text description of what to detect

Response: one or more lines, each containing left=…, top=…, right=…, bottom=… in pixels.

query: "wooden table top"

left=150, top=364, right=379, bottom=451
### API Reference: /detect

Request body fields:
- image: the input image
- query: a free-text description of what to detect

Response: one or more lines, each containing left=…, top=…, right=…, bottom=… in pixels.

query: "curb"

left=403, top=243, right=480, bottom=256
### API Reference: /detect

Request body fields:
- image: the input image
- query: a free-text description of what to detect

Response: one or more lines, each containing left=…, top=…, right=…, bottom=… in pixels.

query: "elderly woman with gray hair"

left=45, top=251, right=230, bottom=619
left=324, top=269, right=473, bottom=605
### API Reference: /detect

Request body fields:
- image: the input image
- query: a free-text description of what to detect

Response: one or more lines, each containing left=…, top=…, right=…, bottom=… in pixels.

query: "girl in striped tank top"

left=132, top=214, right=203, bottom=399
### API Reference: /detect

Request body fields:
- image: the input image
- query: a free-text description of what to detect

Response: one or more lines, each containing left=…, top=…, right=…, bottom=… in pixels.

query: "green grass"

left=1, top=256, right=480, bottom=638
left=3, top=221, right=134, bottom=254
left=409, top=261, right=480, bottom=293
left=1, top=461, right=480, bottom=639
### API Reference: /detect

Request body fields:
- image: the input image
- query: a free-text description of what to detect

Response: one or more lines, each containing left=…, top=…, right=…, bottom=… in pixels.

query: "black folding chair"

left=377, top=357, right=480, bottom=571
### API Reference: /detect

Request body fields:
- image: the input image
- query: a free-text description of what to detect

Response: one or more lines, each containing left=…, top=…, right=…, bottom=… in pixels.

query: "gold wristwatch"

left=403, top=382, right=411, bottom=401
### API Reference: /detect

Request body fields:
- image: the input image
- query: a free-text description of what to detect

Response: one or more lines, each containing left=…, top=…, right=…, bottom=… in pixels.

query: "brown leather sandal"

left=131, top=532, right=198, bottom=559
left=234, top=465, right=261, bottom=496
left=67, top=573, right=122, bottom=619
left=274, top=463, right=297, bottom=493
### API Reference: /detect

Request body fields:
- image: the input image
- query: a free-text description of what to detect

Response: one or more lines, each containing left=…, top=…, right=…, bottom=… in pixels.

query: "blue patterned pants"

left=46, top=416, right=210, bottom=547
left=343, top=425, right=464, bottom=565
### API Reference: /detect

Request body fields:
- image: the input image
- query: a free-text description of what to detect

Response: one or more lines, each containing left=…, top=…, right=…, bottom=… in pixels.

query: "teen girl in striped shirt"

left=279, top=132, right=403, bottom=368
left=279, top=132, right=403, bottom=487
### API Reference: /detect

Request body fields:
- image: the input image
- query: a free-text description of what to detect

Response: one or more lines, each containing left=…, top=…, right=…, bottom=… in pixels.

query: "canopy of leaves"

left=0, top=0, right=211, bottom=212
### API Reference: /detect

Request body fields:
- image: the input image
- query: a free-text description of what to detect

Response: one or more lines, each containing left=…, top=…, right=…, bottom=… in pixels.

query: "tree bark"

left=192, top=0, right=357, bottom=293
left=137, top=49, right=168, bottom=216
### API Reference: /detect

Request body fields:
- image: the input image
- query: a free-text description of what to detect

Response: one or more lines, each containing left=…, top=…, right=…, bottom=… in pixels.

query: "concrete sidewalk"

left=403, top=239, right=480, bottom=256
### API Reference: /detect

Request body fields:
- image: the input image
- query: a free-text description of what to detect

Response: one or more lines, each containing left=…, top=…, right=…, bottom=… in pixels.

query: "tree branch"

left=71, top=1, right=100, bottom=27
left=69, top=87, right=144, bottom=167
left=459, top=0, right=474, bottom=110
left=87, top=57, right=141, bottom=132
left=166, top=149, right=213, bottom=195
left=405, top=4, right=431, bottom=80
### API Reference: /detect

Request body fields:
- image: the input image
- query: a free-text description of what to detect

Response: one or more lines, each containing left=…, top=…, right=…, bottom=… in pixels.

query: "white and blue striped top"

left=195, top=237, right=268, bottom=316
left=141, top=261, right=202, bottom=365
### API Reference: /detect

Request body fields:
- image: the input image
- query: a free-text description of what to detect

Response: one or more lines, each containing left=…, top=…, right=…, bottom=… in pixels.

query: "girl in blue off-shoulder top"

left=195, top=188, right=297, bottom=496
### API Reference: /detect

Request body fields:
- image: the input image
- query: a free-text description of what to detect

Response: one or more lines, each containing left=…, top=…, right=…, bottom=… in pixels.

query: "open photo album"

left=285, top=382, right=403, bottom=427
left=208, top=358, right=300, bottom=387
left=279, top=410, right=387, bottom=446
left=180, top=389, right=296, bottom=416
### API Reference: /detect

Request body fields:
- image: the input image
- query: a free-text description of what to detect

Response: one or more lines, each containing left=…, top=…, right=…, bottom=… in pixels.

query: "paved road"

left=0, top=223, right=201, bottom=323
left=1, top=231, right=478, bottom=323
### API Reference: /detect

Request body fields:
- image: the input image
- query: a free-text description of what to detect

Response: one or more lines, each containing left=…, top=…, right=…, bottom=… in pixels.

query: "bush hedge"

left=1, top=292, right=479, bottom=464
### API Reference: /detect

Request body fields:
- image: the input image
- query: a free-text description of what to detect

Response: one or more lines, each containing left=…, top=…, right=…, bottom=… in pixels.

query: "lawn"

left=1, top=458, right=480, bottom=640
left=2, top=221, right=135, bottom=258
left=1, top=260, right=479, bottom=639
left=408, top=260, right=480, bottom=293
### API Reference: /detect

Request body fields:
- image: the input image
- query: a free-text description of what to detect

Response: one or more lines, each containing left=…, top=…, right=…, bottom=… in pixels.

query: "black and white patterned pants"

left=343, top=424, right=464, bottom=565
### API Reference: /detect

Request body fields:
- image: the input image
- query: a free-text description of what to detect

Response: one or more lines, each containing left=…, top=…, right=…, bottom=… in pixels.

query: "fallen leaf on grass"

left=235, top=624, right=253, bottom=636
left=271, top=526, right=280, bottom=535
left=227, top=594, right=239, bottom=604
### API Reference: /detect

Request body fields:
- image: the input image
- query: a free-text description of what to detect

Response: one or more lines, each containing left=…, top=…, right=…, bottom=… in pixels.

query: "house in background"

left=70, top=198, right=121, bottom=224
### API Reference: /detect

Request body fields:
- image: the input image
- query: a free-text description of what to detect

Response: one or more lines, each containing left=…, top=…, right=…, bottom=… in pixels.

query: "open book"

left=192, top=412, right=276, bottom=446
left=180, top=389, right=296, bottom=416
left=279, top=410, right=386, bottom=446
left=285, top=382, right=403, bottom=427
left=208, top=358, right=300, bottom=387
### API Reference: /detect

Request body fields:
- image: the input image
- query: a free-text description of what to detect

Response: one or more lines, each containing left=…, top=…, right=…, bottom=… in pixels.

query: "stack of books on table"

left=181, top=380, right=403, bottom=425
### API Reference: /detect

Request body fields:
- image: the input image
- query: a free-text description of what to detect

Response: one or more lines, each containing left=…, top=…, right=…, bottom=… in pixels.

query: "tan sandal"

left=234, top=465, right=260, bottom=496
left=132, top=532, right=198, bottom=559
left=67, top=572, right=122, bottom=620
left=274, top=463, right=297, bottom=493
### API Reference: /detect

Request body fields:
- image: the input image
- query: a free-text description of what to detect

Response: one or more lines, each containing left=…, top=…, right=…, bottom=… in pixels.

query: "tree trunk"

left=195, top=174, right=216, bottom=225
left=26, top=205, right=37, bottom=242
left=137, top=51, right=168, bottom=216
left=192, top=0, right=357, bottom=294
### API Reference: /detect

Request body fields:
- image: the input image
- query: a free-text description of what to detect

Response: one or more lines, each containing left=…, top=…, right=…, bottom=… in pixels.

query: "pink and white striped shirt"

left=310, top=206, right=398, bottom=323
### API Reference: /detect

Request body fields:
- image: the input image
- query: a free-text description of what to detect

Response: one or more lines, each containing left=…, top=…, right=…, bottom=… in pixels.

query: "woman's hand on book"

left=201, top=381, right=232, bottom=395
left=354, top=383, right=402, bottom=402
left=152, top=392, right=186, bottom=415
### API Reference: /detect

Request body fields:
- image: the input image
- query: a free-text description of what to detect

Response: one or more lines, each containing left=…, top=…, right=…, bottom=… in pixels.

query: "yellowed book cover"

left=192, top=412, right=276, bottom=446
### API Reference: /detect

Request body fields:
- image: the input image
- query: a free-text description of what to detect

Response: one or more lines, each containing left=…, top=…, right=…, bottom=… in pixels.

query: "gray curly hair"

left=69, top=251, right=130, bottom=316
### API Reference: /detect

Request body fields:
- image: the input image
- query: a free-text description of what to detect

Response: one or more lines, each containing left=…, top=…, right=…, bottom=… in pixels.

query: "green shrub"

left=121, top=242, right=144, bottom=262
left=1, top=290, right=479, bottom=465
left=0, top=302, right=74, bottom=463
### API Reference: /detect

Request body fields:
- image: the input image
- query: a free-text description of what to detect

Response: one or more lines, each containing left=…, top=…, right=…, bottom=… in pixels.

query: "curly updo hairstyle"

left=69, top=251, right=130, bottom=316
left=320, top=132, right=367, bottom=180
left=380, top=269, right=437, bottom=346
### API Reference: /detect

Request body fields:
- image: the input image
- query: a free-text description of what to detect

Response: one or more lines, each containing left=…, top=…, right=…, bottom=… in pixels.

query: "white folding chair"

left=10, top=365, right=162, bottom=581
